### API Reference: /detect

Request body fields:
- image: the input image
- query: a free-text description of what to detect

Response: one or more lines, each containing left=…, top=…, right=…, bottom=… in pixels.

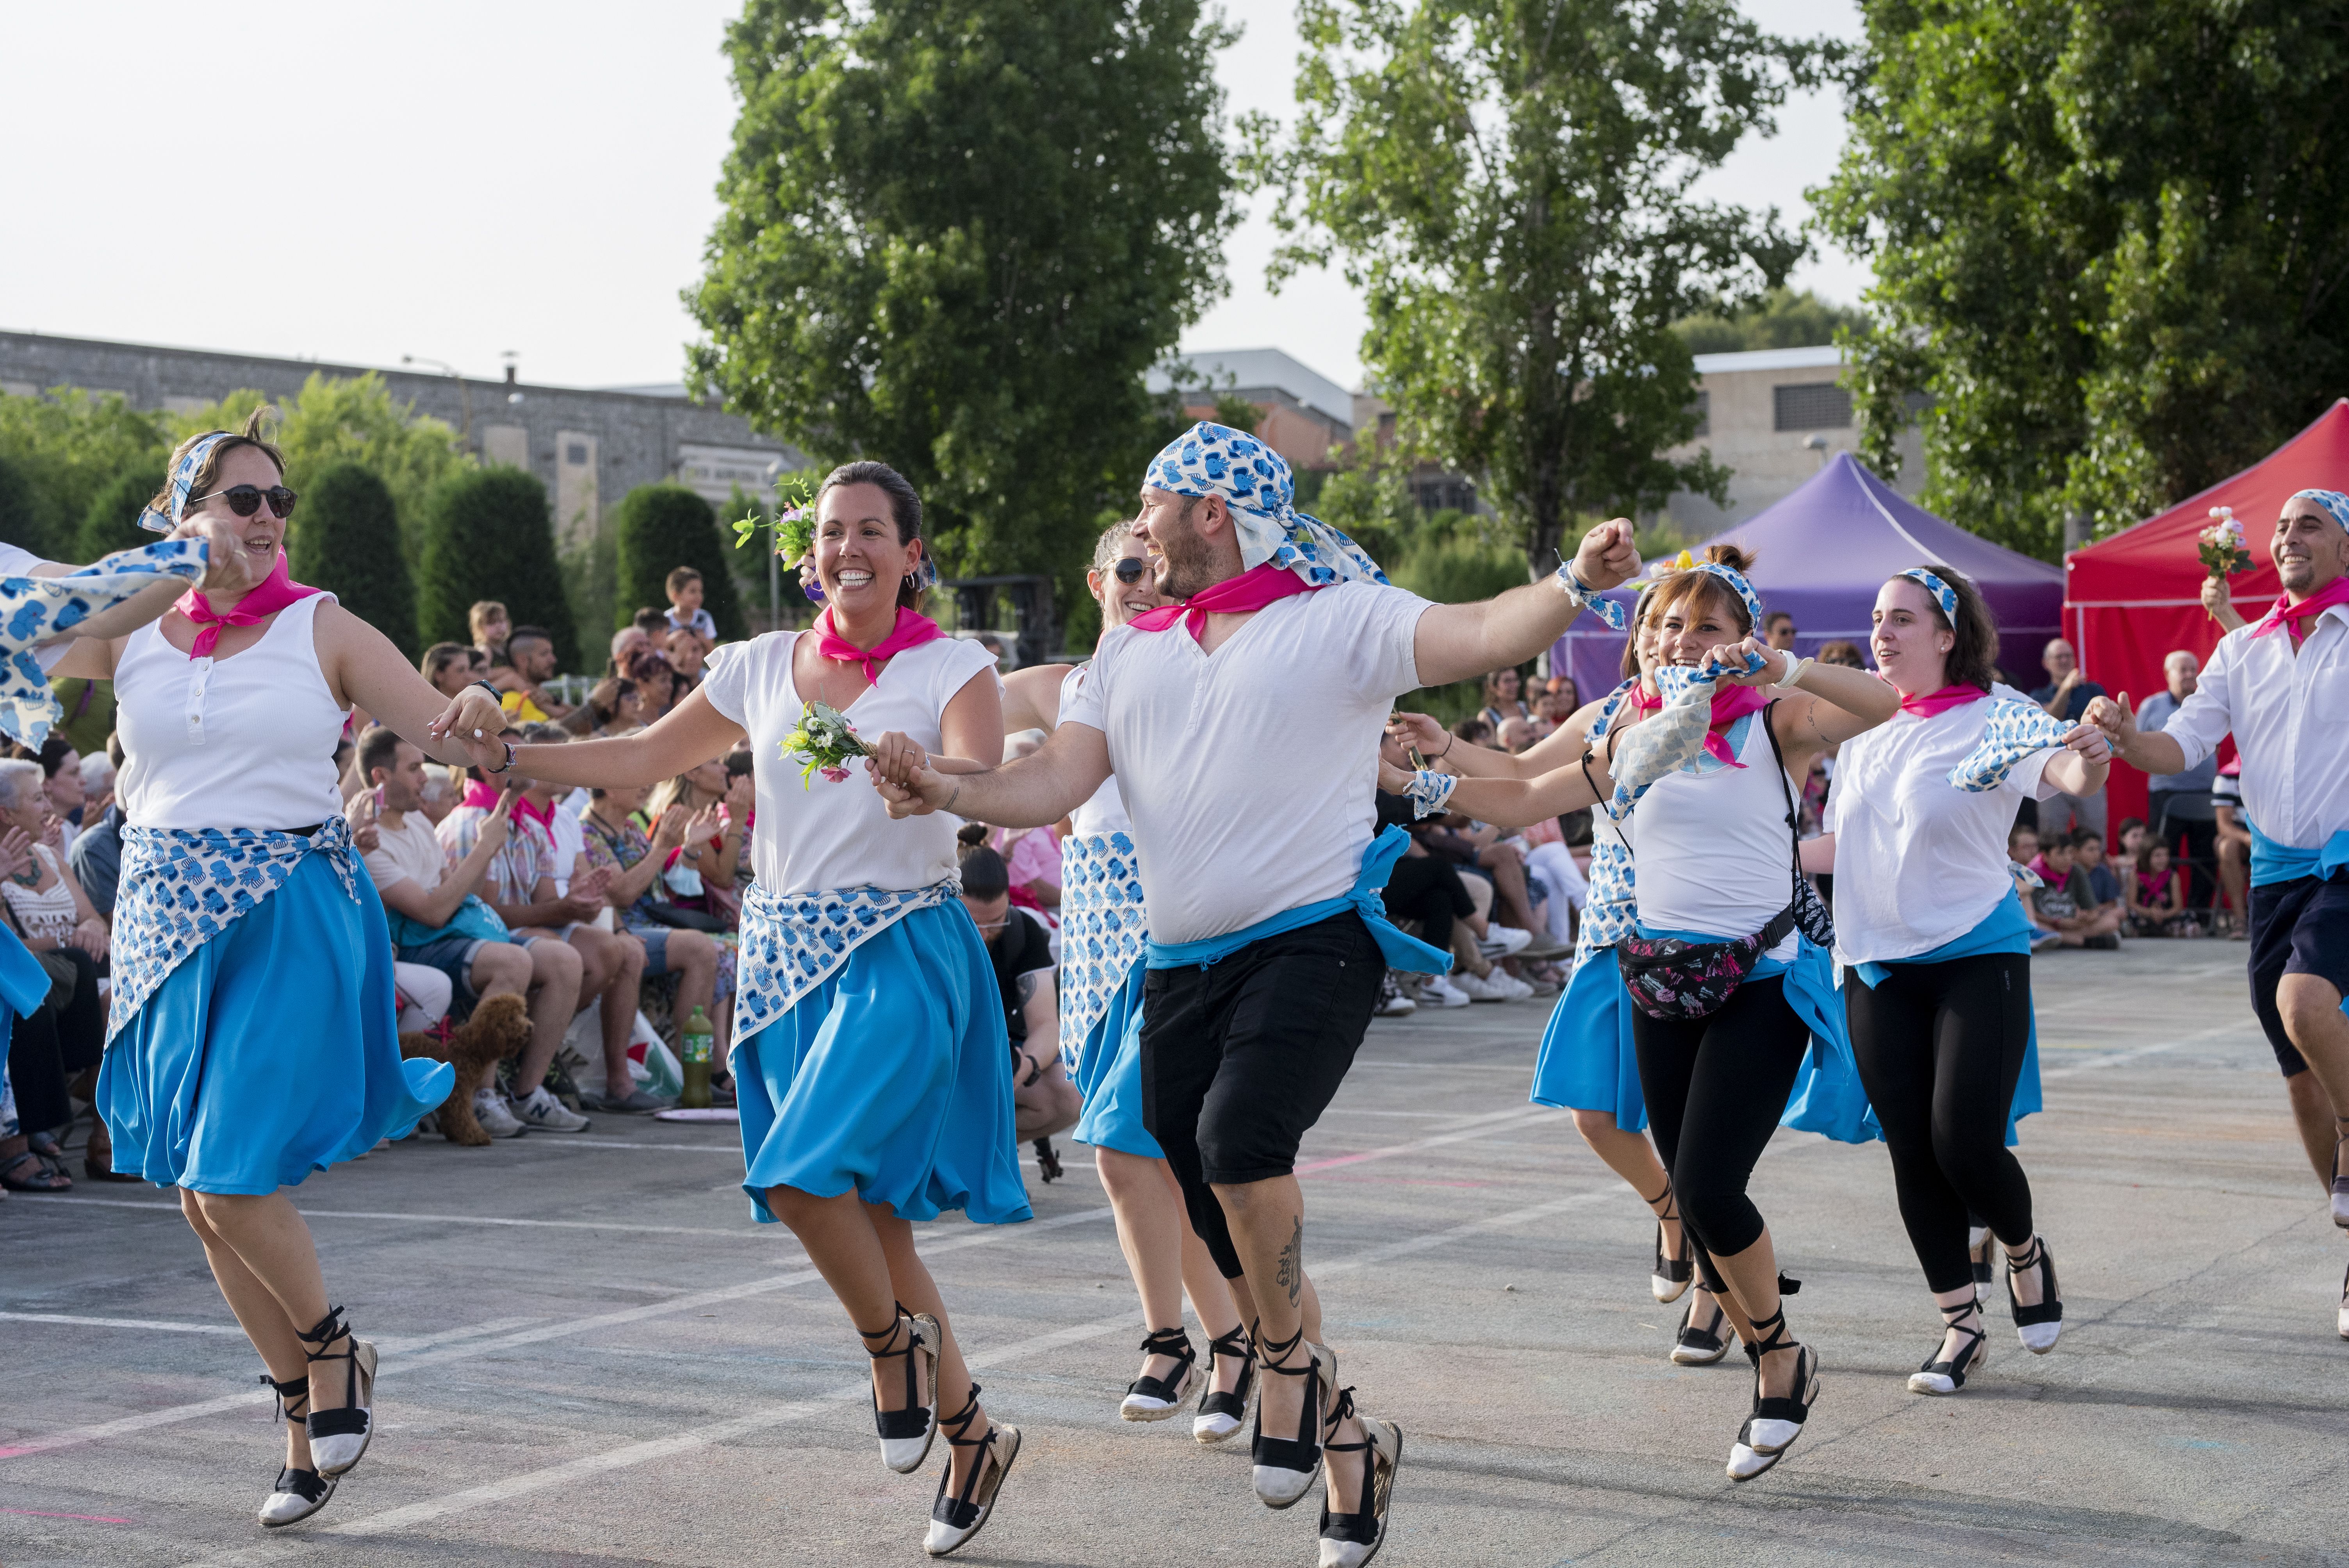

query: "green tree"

left=0, top=389, right=171, bottom=556
left=1251, top=0, right=1830, bottom=575
left=416, top=467, right=579, bottom=670
left=688, top=0, right=1237, bottom=617
left=291, top=463, right=418, bottom=657
left=1817, top=0, right=2349, bottom=553
left=73, top=465, right=166, bottom=564
left=169, top=373, right=472, bottom=563
left=1674, top=287, right=1867, bottom=354
left=613, top=484, right=748, bottom=642
left=0, top=454, right=45, bottom=559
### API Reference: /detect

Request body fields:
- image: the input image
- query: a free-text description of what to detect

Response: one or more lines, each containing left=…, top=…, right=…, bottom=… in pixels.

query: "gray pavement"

left=5, top=942, right=2347, bottom=1567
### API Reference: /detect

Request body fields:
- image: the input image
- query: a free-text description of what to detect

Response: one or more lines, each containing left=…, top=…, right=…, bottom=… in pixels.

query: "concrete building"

left=0, top=331, right=803, bottom=548
left=1662, top=344, right=1928, bottom=533
left=1149, top=347, right=1354, bottom=472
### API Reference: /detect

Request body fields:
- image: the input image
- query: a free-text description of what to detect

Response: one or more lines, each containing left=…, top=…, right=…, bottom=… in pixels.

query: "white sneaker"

left=1489, top=969, right=1535, bottom=1001
left=1419, top=975, right=1471, bottom=1009
left=1451, top=970, right=1511, bottom=1003
left=1477, top=925, right=1533, bottom=959
left=512, top=1087, right=590, bottom=1133
left=1375, top=988, right=1417, bottom=1017
left=472, top=1087, right=526, bottom=1139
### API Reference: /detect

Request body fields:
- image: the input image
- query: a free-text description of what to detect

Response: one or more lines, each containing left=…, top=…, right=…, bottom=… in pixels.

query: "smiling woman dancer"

left=1000, top=520, right=1254, bottom=1439
left=1435, top=547, right=1897, bottom=1481
left=492, top=460, right=1028, bottom=1558
left=1390, top=583, right=1734, bottom=1364
left=48, top=412, right=497, bottom=1528
left=1824, top=566, right=2102, bottom=1396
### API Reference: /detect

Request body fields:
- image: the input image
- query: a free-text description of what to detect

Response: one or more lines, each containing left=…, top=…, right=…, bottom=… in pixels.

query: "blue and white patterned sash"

left=731, top=877, right=960, bottom=1042
left=1576, top=681, right=1641, bottom=962
left=2, top=540, right=208, bottom=749
left=108, top=818, right=362, bottom=1043
left=1947, top=699, right=2072, bottom=792
left=1056, top=830, right=1148, bottom=1070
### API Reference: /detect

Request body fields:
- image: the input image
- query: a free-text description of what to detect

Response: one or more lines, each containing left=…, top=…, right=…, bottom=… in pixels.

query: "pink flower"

left=818, top=764, right=850, bottom=783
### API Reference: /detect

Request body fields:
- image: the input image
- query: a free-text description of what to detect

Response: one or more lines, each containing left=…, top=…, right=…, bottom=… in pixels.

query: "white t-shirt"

left=545, top=799, right=586, bottom=896
left=1059, top=580, right=1430, bottom=944
left=0, top=542, right=42, bottom=576
left=1825, top=684, right=2061, bottom=965
left=700, top=629, right=1000, bottom=897
left=1624, top=708, right=1800, bottom=962
left=364, top=811, right=451, bottom=895
left=1059, top=663, right=1131, bottom=839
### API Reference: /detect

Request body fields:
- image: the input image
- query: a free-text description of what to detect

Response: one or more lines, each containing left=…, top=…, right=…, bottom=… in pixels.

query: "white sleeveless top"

left=1624, top=705, right=1798, bottom=960
left=1059, top=663, right=1131, bottom=839
left=113, top=593, right=349, bottom=832
left=699, top=629, right=1000, bottom=898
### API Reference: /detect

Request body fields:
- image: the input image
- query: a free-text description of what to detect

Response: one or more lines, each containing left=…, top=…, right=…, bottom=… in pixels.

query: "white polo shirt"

left=1058, top=580, right=1430, bottom=945
left=2151, top=602, right=2349, bottom=848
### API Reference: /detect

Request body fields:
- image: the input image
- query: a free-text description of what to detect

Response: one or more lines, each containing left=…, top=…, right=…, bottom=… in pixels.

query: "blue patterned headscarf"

left=1145, top=422, right=1388, bottom=588
left=1898, top=567, right=1961, bottom=623
left=137, top=431, right=233, bottom=534
left=2288, top=489, right=2349, bottom=532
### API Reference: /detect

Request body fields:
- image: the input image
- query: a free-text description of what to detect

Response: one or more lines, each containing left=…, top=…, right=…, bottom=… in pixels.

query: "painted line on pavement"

left=2043, top=1019, right=2264, bottom=1079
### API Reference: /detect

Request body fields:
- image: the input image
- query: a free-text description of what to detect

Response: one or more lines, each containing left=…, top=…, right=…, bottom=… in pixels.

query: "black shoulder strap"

left=1759, top=698, right=1804, bottom=893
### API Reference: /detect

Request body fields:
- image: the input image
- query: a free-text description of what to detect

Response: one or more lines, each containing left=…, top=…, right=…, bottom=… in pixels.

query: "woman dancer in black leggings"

left=1823, top=567, right=2107, bottom=1392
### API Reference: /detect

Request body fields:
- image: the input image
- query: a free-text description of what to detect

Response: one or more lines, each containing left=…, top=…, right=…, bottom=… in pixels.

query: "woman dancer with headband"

left=1823, top=565, right=2099, bottom=1395
left=50, top=412, right=494, bottom=1527
left=1390, top=584, right=1734, bottom=1363
left=491, top=460, right=1029, bottom=1557
left=1000, top=521, right=1254, bottom=1439
left=1428, top=545, right=1896, bottom=1480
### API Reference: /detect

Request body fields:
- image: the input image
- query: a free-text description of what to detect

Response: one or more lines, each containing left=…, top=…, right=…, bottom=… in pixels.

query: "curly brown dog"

left=399, top=992, right=531, bottom=1146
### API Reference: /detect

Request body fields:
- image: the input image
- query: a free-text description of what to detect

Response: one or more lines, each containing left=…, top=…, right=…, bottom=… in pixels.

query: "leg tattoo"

left=1277, top=1215, right=1303, bottom=1306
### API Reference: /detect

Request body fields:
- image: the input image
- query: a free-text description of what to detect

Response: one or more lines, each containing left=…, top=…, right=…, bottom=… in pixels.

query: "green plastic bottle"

left=679, top=1005, right=714, bottom=1110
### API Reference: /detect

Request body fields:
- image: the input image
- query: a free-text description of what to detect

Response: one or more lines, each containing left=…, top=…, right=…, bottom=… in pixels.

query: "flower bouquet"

left=781, top=700, right=868, bottom=786
left=2197, top=507, right=2252, bottom=580
left=734, top=474, right=823, bottom=599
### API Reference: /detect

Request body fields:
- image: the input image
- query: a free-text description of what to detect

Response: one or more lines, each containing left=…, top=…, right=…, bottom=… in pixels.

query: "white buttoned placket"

left=183, top=655, right=214, bottom=746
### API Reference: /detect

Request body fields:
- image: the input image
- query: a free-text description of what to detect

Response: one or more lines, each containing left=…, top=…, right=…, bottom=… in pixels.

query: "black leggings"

left=1844, top=952, right=2034, bottom=1294
left=6, top=948, right=105, bottom=1133
left=1381, top=853, right=1475, bottom=954
left=1631, top=975, right=1813, bottom=1282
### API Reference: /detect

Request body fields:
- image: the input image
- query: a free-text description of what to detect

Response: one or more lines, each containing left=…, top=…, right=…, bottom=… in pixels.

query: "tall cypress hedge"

left=291, top=462, right=417, bottom=657
left=417, top=466, right=579, bottom=670
left=73, top=466, right=165, bottom=564
left=0, top=454, right=47, bottom=559
left=612, top=483, right=747, bottom=641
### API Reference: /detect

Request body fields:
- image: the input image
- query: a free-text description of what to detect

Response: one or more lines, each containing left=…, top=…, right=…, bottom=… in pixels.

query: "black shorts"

left=1139, top=911, right=1384, bottom=1279
left=2247, top=870, right=2349, bottom=1077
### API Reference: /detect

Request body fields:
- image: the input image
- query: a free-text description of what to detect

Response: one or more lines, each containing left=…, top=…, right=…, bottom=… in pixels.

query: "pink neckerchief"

left=813, top=605, right=945, bottom=680
left=1626, top=682, right=1663, bottom=713
left=1898, top=681, right=1990, bottom=718
left=2248, top=576, right=2349, bottom=643
left=1127, top=561, right=1320, bottom=641
left=462, top=777, right=503, bottom=811
left=173, top=549, right=320, bottom=659
left=2026, top=853, right=2062, bottom=886
left=1700, top=684, right=1771, bottom=768
left=510, top=794, right=557, bottom=832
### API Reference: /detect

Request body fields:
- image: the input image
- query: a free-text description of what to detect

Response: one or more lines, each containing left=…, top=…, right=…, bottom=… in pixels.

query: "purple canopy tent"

left=1549, top=452, right=2064, bottom=704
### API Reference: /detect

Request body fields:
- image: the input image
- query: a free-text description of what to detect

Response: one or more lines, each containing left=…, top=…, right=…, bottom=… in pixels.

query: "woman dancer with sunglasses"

left=1823, top=567, right=2102, bottom=1394
left=492, top=460, right=1029, bottom=1557
left=1000, top=522, right=1255, bottom=1439
left=1388, top=584, right=1736, bottom=1364
left=1430, top=546, right=1896, bottom=1481
left=48, top=412, right=497, bottom=1527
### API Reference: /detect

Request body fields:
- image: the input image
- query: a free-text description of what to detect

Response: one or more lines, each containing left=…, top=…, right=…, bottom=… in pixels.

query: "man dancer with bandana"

left=2092, top=488, right=2349, bottom=1337
left=871, top=422, right=1641, bottom=1566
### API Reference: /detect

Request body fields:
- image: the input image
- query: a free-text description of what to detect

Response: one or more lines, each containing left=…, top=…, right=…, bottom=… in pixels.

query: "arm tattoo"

left=942, top=780, right=964, bottom=816
left=1276, top=1215, right=1304, bottom=1306
left=1015, top=971, right=1037, bottom=1005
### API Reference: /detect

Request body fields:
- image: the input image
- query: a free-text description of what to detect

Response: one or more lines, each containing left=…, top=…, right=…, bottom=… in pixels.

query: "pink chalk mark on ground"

left=2, top=1507, right=135, bottom=1522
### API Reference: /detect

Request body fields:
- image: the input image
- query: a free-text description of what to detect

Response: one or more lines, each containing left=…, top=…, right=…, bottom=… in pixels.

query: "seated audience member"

left=584, top=676, right=645, bottom=736
left=665, top=567, right=719, bottom=641
left=0, top=761, right=106, bottom=965
left=2116, top=815, right=2147, bottom=864
left=421, top=641, right=478, bottom=699
left=2069, top=827, right=2121, bottom=912
left=2009, top=825, right=2060, bottom=951
left=1451, top=715, right=1495, bottom=751
left=470, top=600, right=512, bottom=671
left=2126, top=841, right=2199, bottom=938
left=628, top=647, right=679, bottom=722
left=1374, top=739, right=1531, bottom=1003
left=645, top=757, right=748, bottom=923
left=79, top=747, right=114, bottom=820
left=66, top=734, right=126, bottom=921
left=2027, top=832, right=2122, bottom=950
left=1418, top=811, right=1543, bottom=949
left=663, top=625, right=709, bottom=697
left=1815, top=639, right=1867, bottom=669
left=35, top=736, right=83, bottom=852
left=355, top=726, right=590, bottom=1136
left=958, top=845, right=1080, bottom=1144
left=579, top=779, right=735, bottom=1099
left=497, top=625, right=574, bottom=723
left=1477, top=666, right=1535, bottom=732
left=2214, top=766, right=2250, bottom=939
left=0, top=814, right=114, bottom=1188
left=608, top=625, right=651, bottom=678
left=1495, top=715, right=1538, bottom=754
left=631, top=606, right=672, bottom=641
left=997, top=820, right=1063, bottom=916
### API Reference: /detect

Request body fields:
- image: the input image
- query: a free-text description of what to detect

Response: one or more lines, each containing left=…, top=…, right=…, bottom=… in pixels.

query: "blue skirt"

left=99, top=857, right=451, bottom=1195
left=1069, top=954, right=1157, bottom=1158
left=1530, top=948, right=1645, bottom=1131
left=735, top=902, right=1031, bottom=1226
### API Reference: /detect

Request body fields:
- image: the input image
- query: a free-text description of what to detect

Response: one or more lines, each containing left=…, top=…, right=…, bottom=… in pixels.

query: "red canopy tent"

left=2061, top=398, right=2349, bottom=839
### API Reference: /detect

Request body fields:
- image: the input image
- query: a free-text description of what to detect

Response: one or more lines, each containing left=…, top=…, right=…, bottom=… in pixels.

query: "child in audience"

left=2126, top=841, right=2199, bottom=937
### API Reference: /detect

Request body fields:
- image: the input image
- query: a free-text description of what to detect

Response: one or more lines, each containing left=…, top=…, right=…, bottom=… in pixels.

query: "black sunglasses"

left=190, top=484, right=299, bottom=520
left=1112, top=556, right=1150, bottom=584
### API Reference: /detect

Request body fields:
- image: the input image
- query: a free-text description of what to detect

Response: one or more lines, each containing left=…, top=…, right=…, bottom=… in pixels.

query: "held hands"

left=1706, top=637, right=1784, bottom=686
left=867, top=731, right=949, bottom=819
left=429, top=685, right=510, bottom=766
left=2083, top=691, right=2137, bottom=753
left=2060, top=722, right=2112, bottom=768
left=1569, top=518, right=1642, bottom=593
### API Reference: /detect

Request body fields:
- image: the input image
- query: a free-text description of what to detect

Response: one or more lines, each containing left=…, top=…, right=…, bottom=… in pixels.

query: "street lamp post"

left=401, top=355, right=472, bottom=449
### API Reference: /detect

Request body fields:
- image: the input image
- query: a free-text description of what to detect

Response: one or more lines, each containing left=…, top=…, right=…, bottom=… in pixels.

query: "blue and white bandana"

left=730, top=877, right=960, bottom=1042
left=1898, top=567, right=1960, bottom=622
left=137, top=431, right=234, bottom=534
left=2289, top=489, right=2349, bottom=531
left=109, top=818, right=362, bottom=1043
left=1146, top=422, right=1389, bottom=589
left=2, top=540, right=209, bottom=749
left=1597, top=648, right=1769, bottom=820
left=1947, top=699, right=2073, bottom=792
left=1553, top=564, right=1627, bottom=630
left=1683, top=561, right=1767, bottom=632
left=1056, top=829, right=1148, bottom=1071
left=1403, top=769, right=1457, bottom=819
left=1573, top=681, right=1643, bottom=958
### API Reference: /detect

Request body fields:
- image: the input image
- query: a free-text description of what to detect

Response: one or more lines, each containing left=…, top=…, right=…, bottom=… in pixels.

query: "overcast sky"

left=0, top=0, right=1863, bottom=397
